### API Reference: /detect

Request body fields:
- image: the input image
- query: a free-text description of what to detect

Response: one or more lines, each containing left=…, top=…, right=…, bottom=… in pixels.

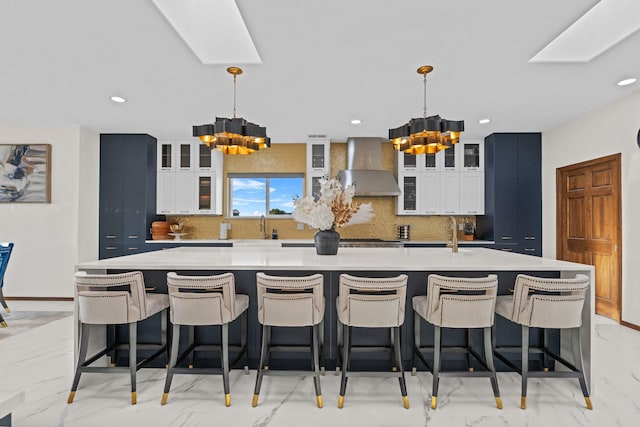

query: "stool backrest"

left=0, top=242, right=14, bottom=288
left=167, top=272, right=237, bottom=325
left=425, top=274, right=498, bottom=328
left=75, top=271, right=148, bottom=324
left=511, top=274, right=589, bottom=328
left=256, top=272, right=324, bottom=326
left=338, top=274, right=408, bottom=327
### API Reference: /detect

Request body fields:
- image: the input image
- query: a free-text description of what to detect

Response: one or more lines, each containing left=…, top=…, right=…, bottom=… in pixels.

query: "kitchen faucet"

left=447, top=216, right=459, bottom=253
left=259, top=215, right=267, bottom=239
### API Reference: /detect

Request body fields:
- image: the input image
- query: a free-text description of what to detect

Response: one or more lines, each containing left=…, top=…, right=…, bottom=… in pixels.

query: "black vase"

left=314, top=228, right=340, bottom=255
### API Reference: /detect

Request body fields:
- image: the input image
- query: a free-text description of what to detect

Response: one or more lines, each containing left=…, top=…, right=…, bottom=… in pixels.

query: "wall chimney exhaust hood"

left=337, top=137, right=401, bottom=197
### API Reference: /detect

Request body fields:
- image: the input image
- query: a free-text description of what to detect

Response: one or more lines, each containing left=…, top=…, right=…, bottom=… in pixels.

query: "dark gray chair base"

left=162, top=310, right=249, bottom=407
left=494, top=325, right=591, bottom=409
left=68, top=309, right=168, bottom=405
left=253, top=322, right=324, bottom=408
left=413, top=312, right=502, bottom=410
left=337, top=322, right=409, bottom=409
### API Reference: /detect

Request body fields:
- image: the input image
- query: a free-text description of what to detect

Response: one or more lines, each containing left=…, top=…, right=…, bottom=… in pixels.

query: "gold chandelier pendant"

left=389, top=65, right=464, bottom=155
left=193, top=67, right=270, bottom=155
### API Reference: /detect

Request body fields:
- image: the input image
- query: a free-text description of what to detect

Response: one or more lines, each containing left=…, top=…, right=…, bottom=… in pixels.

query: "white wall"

left=0, top=125, right=99, bottom=298
left=542, top=90, right=640, bottom=326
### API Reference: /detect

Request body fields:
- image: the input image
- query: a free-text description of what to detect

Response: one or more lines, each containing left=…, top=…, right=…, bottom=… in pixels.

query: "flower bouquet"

left=292, top=177, right=374, bottom=254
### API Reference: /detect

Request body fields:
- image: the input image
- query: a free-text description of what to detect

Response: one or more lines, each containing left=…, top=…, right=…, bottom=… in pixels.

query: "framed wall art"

left=0, top=144, right=51, bottom=203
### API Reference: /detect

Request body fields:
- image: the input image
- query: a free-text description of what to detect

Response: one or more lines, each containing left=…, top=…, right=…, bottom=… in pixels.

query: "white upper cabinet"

left=395, top=140, right=484, bottom=215
left=156, top=140, right=223, bottom=215
left=306, top=135, right=330, bottom=199
left=306, top=135, right=330, bottom=175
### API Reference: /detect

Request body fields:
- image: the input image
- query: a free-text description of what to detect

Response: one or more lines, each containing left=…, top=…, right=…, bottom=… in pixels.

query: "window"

left=228, top=173, right=304, bottom=217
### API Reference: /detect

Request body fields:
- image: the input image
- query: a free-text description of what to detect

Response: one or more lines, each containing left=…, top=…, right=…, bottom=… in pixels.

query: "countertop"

left=77, top=246, right=590, bottom=273
left=145, top=238, right=495, bottom=246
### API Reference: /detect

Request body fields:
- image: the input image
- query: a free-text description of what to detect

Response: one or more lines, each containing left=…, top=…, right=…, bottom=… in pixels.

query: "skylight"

left=530, top=0, right=640, bottom=63
left=152, top=0, right=261, bottom=64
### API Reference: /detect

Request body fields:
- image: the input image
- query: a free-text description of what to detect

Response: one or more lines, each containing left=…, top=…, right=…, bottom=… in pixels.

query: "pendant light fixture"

left=193, top=67, right=270, bottom=155
left=389, top=65, right=464, bottom=155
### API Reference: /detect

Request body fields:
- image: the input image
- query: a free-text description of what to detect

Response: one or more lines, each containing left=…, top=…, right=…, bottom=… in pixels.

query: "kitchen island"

left=75, top=246, right=594, bottom=389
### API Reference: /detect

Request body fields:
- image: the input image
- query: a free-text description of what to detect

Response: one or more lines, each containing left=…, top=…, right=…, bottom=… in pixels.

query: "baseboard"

left=620, top=320, right=640, bottom=332
left=5, top=296, right=73, bottom=301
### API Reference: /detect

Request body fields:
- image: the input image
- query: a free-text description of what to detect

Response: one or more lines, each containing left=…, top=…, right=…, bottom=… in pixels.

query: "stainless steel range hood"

left=337, top=137, right=401, bottom=197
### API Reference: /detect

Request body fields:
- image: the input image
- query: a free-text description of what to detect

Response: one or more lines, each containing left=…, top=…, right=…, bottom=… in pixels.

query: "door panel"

left=557, top=153, right=621, bottom=321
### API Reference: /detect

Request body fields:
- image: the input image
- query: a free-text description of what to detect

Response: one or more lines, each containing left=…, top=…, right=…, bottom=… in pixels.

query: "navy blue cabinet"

left=99, top=134, right=157, bottom=259
left=476, top=133, right=542, bottom=256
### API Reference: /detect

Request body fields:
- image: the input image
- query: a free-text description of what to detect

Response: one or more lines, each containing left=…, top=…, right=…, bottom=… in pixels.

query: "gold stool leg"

left=585, top=397, right=593, bottom=410
left=403, top=396, right=410, bottom=409
left=225, top=394, right=231, bottom=407
left=161, top=392, right=169, bottom=405
left=338, top=395, right=345, bottom=409
left=521, top=396, right=526, bottom=409
left=431, top=396, right=437, bottom=409
left=316, top=395, right=323, bottom=408
left=67, top=391, right=76, bottom=404
left=252, top=394, right=259, bottom=407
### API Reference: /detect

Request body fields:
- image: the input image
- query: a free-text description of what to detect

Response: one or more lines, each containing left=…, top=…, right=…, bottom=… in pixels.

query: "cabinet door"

left=439, top=171, right=460, bottom=214
left=156, top=172, right=175, bottom=214
left=420, top=172, right=440, bottom=214
left=440, top=144, right=458, bottom=171
left=517, top=133, right=542, bottom=255
left=122, top=143, right=147, bottom=244
left=157, top=140, right=175, bottom=171
left=459, top=171, right=484, bottom=214
left=195, top=142, right=214, bottom=171
left=459, top=141, right=484, bottom=171
left=194, top=173, right=216, bottom=214
left=398, top=151, right=419, bottom=172
left=397, top=174, right=419, bottom=214
left=177, top=141, right=194, bottom=171
left=492, top=137, right=519, bottom=242
left=306, top=138, right=330, bottom=174
left=99, top=137, right=124, bottom=242
left=308, top=174, right=324, bottom=201
left=174, top=172, right=195, bottom=214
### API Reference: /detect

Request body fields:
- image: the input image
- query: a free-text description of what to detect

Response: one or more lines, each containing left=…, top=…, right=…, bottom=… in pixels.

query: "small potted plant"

left=463, top=221, right=475, bottom=241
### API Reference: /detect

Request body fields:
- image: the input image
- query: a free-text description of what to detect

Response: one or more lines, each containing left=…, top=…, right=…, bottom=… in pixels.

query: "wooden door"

left=556, top=154, right=622, bottom=320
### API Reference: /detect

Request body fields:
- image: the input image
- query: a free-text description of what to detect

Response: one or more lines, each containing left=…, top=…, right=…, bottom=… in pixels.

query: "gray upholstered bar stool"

left=412, top=274, right=501, bottom=410
left=68, top=271, right=169, bottom=404
left=252, top=272, right=325, bottom=408
left=336, top=273, right=409, bottom=409
left=494, top=274, right=591, bottom=410
left=161, top=272, right=249, bottom=407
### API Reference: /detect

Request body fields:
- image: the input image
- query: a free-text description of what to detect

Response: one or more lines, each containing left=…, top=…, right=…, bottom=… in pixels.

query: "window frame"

left=227, top=172, right=304, bottom=218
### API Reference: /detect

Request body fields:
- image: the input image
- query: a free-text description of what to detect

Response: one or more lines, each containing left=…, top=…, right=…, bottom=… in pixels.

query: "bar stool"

left=252, top=272, right=325, bottom=408
left=412, top=274, right=501, bottom=409
left=68, top=271, right=169, bottom=404
left=494, top=274, right=591, bottom=410
left=336, top=273, right=409, bottom=409
left=161, top=272, right=249, bottom=407
left=0, top=242, right=14, bottom=328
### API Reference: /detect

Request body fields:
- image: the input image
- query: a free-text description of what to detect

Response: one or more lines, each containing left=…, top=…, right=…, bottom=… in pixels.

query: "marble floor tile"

left=1, top=302, right=639, bottom=426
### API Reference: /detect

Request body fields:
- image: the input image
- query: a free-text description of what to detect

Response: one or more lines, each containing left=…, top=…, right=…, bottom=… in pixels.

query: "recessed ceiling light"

left=110, top=96, right=126, bottom=103
left=478, top=118, right=491, bottom=124
left=350, top=119, right=362, bottom=125
left=617, top=78, right=637, bottom=86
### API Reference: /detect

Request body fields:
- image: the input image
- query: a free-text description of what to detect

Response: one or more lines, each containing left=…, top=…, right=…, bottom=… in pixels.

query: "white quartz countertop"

left=77, top=246, right=591, bottom=272
left=145, top=239, right=495, bottom=246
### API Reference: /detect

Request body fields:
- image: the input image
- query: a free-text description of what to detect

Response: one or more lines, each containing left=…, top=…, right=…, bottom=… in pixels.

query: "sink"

left=233, top=240, right=282, bottom=248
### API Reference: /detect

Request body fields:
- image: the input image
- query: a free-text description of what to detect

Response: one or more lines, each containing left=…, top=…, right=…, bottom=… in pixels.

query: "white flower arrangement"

left=292, top=177, right=374, bottom=231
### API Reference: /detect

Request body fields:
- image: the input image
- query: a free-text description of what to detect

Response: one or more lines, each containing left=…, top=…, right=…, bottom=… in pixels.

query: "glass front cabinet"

left=156, top=140, right=223, bottom=215
left=395, top=140, right=484, bottom=215
left=306, top=135, right=330, bottom=201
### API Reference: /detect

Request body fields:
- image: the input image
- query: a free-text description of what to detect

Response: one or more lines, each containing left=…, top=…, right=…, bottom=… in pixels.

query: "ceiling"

left=1, top=0, right=639, bottom=143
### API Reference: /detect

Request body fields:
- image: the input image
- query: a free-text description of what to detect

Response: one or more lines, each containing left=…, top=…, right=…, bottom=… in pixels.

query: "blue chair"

left=0, top=242, right=14, bottom=328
